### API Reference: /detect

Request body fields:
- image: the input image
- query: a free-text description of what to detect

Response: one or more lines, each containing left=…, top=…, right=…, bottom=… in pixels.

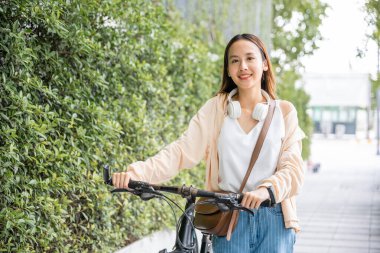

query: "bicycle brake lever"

left=217, top=203, right=230, bottom=212
left=111, top=185, right=159, bottom=196
left=238, top=206, right=255, bottom=215
left=111, top=188, right=134, bottom=193
left=218, top=203, right=255, bottom=216
left=111, top=188, right=161, bottom=201
left=140, top=192, right=158, bottom=201
left=134, top=186, right=163, bottom=201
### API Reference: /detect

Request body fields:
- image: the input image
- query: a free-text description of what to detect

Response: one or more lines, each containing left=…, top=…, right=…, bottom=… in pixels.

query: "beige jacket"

left=128, top=93, right=306, bottom=232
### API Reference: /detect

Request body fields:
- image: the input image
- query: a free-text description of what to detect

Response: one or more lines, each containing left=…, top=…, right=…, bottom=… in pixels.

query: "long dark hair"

left=217, top=34, right=276, bottom=99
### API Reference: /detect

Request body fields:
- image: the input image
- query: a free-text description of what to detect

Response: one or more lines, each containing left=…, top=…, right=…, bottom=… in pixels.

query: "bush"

left=0, top=0, right=220, bottom=252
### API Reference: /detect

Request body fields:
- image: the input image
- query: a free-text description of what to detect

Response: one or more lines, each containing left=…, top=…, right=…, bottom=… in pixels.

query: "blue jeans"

left=212, top=204, right=296, bottom=253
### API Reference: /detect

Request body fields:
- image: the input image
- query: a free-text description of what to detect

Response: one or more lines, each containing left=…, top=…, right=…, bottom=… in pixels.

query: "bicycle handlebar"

left=103, top=165, right=271, bottom=207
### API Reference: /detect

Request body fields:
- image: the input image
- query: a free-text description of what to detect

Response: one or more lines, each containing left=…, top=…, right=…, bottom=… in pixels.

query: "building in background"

left=301, top=73, right=371, bottom=137
left=172, top=0, right=272, bottom=46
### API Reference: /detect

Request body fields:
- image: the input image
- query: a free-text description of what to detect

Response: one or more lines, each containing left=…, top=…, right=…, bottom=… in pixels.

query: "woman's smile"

left=238, top=74, right=253, bottom=80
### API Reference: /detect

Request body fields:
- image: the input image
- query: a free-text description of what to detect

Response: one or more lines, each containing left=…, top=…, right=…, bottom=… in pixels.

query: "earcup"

left=252, top=103, right=269, bottom=121
left=227, top=101, right=241, bottom=119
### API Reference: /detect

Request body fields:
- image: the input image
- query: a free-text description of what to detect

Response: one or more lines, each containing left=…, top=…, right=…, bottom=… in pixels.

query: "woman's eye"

left=231, top=59, right=239, bottom=63
left=248, top=57, right=255, bottom=61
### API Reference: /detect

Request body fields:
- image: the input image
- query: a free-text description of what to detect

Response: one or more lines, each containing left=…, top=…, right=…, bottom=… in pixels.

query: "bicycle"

left=103, top=166, right=271, bottom=253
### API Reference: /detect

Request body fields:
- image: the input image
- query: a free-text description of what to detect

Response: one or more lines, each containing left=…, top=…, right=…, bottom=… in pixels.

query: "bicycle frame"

left=158, top=195, right=208, bottom=253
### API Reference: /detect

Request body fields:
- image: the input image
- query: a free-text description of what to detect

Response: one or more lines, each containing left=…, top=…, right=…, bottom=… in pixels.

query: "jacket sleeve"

left=126, top=98, right=216, bottom=184
left=257, top=105, right=306, bottom=203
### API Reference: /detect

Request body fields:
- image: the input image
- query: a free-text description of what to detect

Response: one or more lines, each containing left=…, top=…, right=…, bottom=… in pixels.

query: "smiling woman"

left=113, top=33, right=306, bottom=253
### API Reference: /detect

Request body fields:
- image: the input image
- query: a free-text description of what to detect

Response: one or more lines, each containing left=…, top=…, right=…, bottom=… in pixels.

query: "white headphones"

left=227, top=88, right=271, bottom=121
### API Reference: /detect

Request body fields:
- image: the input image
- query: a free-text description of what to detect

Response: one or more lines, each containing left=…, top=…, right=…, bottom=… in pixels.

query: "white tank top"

left=217, top=100, right=285, bottom=192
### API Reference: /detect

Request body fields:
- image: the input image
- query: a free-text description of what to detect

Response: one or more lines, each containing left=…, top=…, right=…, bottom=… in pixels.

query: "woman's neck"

left=236, top=87, right=264, bottom=110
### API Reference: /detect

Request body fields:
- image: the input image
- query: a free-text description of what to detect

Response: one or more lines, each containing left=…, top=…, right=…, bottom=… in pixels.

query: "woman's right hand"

left=112, top=171, right=131, bottom=189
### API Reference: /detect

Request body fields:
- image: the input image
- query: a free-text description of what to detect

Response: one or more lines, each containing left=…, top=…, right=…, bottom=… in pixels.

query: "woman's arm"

left=124, top=97, right=217, bottom=184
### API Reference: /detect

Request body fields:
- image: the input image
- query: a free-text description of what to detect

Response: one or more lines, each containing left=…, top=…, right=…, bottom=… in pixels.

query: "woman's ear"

left=263, top=60, right=268, bottom=71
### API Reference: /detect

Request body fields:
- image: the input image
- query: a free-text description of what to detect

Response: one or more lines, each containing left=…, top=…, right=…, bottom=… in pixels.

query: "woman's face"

left=227, top=39, right=268, bottom=91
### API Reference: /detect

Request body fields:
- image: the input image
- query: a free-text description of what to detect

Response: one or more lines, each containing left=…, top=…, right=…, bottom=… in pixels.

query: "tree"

left=170, top=0, right=328, bottom=159
left=272, top=0, right=328, bottom=158
left=0, top=0, right=218, bottom=251
left=362, top=0, right=380, bottom=109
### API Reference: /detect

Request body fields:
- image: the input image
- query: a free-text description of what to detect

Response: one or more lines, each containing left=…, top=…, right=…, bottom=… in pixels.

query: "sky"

left=301, top=0, right=378, bottom=76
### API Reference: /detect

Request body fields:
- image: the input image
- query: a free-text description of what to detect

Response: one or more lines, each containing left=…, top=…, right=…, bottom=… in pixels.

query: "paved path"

left=294, top=137, right=380, bottom=253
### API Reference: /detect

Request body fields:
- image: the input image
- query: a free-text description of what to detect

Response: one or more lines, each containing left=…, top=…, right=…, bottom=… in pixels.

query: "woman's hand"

left=241, top=187, right=270, bottom=209
left=112, top=171, right=132, bottom=189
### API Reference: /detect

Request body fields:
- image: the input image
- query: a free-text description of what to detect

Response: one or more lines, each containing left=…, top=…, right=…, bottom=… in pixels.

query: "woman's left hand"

left=241, top=187, right=270, bottom=209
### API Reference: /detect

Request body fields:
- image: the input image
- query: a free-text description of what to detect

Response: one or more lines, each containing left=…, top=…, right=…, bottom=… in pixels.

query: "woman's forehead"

left=228, top=40, right=261, bottom=56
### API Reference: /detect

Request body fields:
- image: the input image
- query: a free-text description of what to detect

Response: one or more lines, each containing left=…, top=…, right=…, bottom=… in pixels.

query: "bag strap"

left=226, top=100, right=276, bottom=241
left=238, top=100, right=276, bottom=192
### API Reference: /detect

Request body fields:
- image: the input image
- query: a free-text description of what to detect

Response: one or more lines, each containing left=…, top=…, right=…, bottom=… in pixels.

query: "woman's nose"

left=240, top=61, right=248, bottom=71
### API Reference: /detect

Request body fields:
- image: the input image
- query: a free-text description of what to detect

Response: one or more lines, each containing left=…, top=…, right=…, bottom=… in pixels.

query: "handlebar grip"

left=103, top=165, right=149, bottom=189
left=261, top=199, right=272, bottom=207
left=103, top=165, right=113, bottom=185
left=128, top=180, right=150, bottom=189
left=237, top=193, right=244, bottom=203
left=236, top=194, right=271, bottom=207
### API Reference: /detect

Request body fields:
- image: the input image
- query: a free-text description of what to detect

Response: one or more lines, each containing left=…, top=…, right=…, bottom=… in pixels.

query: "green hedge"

left=0, top=1, right=220, bottom=252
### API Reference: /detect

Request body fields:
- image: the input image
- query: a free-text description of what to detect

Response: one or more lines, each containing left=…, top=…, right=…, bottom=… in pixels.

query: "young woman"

left=113, top=34, right=305, bottom=252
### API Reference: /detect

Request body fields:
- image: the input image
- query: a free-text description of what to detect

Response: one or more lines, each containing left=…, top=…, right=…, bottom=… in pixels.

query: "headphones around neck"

left=227, top=88, right=271, bottom=121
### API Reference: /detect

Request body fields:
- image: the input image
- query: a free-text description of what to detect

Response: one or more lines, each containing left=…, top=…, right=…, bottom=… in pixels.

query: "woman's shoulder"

left=213, top=92, right=229, bottom=102
left=203, top=93, right=228, bottom=109
left=277, top=99, right=296, bottom=118
left=277, top=100, right=306, bottom=142
left=194, top=93, right=228, bottom=117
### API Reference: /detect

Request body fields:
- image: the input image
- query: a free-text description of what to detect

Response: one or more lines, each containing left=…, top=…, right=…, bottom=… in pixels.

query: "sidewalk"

left=294, top=137, right=380, bottom=253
